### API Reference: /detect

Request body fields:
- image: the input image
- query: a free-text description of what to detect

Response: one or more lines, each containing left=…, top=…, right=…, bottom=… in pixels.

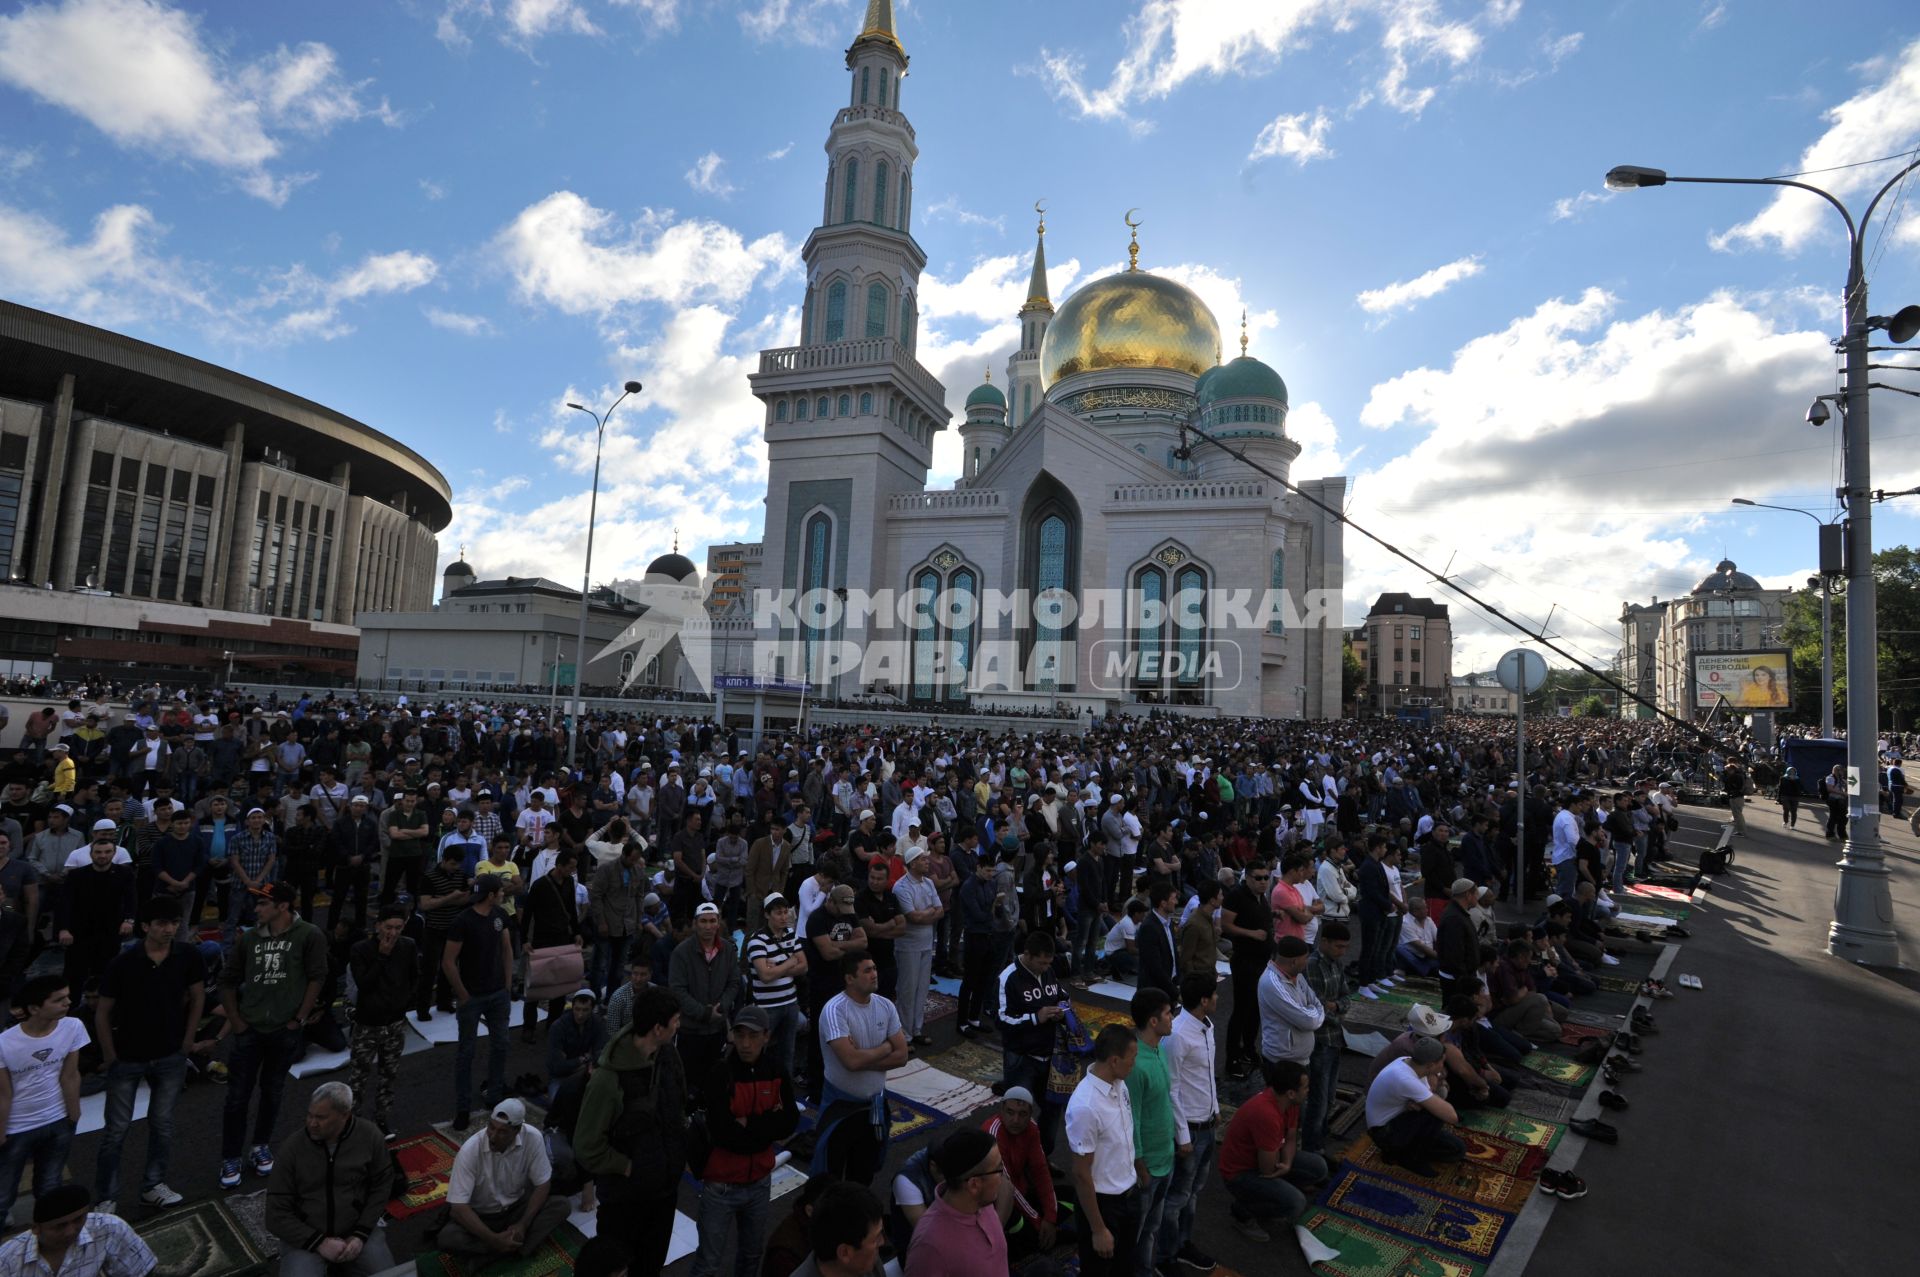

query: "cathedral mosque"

left=735, top=0, right=1346, bottom=719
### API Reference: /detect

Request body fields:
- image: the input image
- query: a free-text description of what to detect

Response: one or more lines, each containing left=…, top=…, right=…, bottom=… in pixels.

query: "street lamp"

left=1611, top=157, right=1920, bottom=966
left=563, top=380, right=643, bottom=773
left=1730, top=498, right=1836, bottom=737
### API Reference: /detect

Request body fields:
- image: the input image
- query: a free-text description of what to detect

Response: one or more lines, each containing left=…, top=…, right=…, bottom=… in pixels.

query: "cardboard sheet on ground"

left=1084, top=980, right=1141, bottom=1003
left=77, top=1084, right=150, bottom=1135
left=885, top=1058, right=995, bottom=1117
left=564, top=1203, right=698, bottom=1264
left=1296, top=1223, right=1342, bottom=1267
left=1613, top=912, right=1675, bottom=928
left=290, top=1028, right=434, bottom=1078
left=1342, top=1027, right=1392, bottom=1058
left=405, top=1000, right=527, bottom=1045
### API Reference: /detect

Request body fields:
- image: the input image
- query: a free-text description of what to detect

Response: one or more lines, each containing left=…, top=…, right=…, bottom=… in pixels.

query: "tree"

left=1576, top=694, right=1610, bottom=718
left=1775, top=545, right=1920, bottom=731
left=1341, top=637, right=1365, bottom=713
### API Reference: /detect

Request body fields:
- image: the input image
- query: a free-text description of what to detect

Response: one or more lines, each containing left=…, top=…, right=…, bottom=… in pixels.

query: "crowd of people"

left=0, top=685, right=1809, bottom=1276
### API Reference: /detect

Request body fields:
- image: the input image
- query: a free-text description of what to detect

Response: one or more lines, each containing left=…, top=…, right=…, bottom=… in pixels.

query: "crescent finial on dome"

left=1124, top=208, right=1141, bottom=272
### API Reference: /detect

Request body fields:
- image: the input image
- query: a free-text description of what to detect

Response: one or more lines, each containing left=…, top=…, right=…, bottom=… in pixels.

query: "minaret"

left=748, top=0, right=951, bottom=690
left=958, top=370, right=1009, bottom=485
left=1005, top=203, right=1053, bottom=428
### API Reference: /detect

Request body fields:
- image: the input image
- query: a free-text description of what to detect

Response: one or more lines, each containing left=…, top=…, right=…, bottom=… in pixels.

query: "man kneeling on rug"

left=266, top=1081, right=395, bottom=1276
left=1363, top=1036, right=1465, bottom=1178
left=438, top=1097, right=572, bottom=1258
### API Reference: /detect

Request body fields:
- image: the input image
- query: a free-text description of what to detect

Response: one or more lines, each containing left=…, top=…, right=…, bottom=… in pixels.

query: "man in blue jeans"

left=443, top=875, right=516, bottom=1132
left=219, top=883, right=327, bottom=1190
left=1157, top=972, right=1222, bottom=1272
left=1300, top=920, right=1351, bottom=1154
left=92, top=897, right=205, bottom=1211
left=0, top=976, right=87, bottom=1227
left=1218, top=1059, right=1329, bottom=1242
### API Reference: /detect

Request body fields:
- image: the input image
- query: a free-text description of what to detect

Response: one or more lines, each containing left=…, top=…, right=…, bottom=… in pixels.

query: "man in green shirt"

left=381, top=790, right=431, bottom=906
left=217, top=882, right=327, bottom=1191
left=1126, top=987, right=1185, bottom=1277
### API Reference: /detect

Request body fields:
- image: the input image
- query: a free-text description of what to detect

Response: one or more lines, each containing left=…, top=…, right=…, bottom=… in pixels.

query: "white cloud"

left=0, top=0, right=393, bottom=204
left=1712, top=38, right=1920, bottom=254
left=425, top=306, right=496, bottom=336
left=1355, top=254, right=1483, bottom=317
left=1037, top=0, right=1488, bottom=128
left=737, top=0, right=858, bottom=47
left=1284, top=401, right=1352, bottom=479
left=0, top=201, right=207, bottom=324
left=1345, top=285, right=1895, bottom=668
left=269, top=250, right=438, bottom=341
left=0, top=146, right=37, bottom=178
left=1698, top=2, right=1727, bottom=32
left=1550, top=189, right=1611, bottom=221
left=420, top=178, right=449, bottom=200
left=921, top=197, right=1008, bottom=233
left=685, top=151, right=737, bottom=198
left=611, top=0, right=680, bottom=33
left=504, top=0, right=598, bottom=41
left=496, top=192, right=792, bottom=316
left=1248, top=108, right=1334, bottom=164
left=764, top=142, right=795, bottom=161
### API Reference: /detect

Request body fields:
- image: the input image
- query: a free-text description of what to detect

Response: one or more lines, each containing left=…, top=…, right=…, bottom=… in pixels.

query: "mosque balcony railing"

left=1104, top=480, right=1269, bottom=506
left=886, top=489, right=1005, bottom=514
left=757, top=338, right=948, bottom=413
left=833, top=105, right=915, bottom=139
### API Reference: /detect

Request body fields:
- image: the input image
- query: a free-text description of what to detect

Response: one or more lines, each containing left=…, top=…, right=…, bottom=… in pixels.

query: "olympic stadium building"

left=0, top=300, right=450, bottom=684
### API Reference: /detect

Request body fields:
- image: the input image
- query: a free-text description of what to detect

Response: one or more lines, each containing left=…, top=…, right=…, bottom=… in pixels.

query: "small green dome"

left=1196, top=355, right=1287, bottom=408
left=965, top=379, right=1006, bottom=410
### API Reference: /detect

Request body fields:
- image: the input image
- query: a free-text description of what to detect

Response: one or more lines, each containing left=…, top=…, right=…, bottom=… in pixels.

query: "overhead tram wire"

left=1178, top=419, right=1717, bottom=742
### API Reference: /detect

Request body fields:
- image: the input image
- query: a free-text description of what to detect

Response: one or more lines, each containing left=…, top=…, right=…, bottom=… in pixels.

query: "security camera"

left=1806, top=398, right=1831, bottom=428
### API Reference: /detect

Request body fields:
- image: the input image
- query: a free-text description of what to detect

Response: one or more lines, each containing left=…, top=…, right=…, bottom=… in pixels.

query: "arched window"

left=816, top=395, right=830, bottom=418
left=825, top=281, right=847, bottom=341
left=795, top=397, right=809, bottom=421
left=879, top=70, right=889, bottom=108
left=1022, top=384, right=1032, bottom=421
left=873, top=161, right=889, bottom=226
left=1134, top=567, right=1164, bottom=688
left=971, top=445, right=980, bottom=473
left=860, top=66, right=870, bottom=105
left=911, top=567, right=940, bottom=701
left=837, top=394, right=852, bottom=417
left=1269, top=548, right=1285, bottom=635
left=774, top=400, right=789, bottom=422
left=899, top=171, right=910, bottom=232
left=948, top=568, right=975, bottom=701
left=1175, top=566, right=1206, bottom=687
left=842, top=159, right=859, bottom=224
left=801, top=513, right=833, bottom=684
left=866, top=280, right=889, bottom=338
left=898, top=294, right=912, bottom=353
left=859, top=392, right=874, bottom=414
left=1024, top=504, right=1076, bottom=693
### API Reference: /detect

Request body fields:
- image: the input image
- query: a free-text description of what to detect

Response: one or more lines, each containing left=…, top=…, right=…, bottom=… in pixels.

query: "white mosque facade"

left=726, top=0, right=1346, bottom=720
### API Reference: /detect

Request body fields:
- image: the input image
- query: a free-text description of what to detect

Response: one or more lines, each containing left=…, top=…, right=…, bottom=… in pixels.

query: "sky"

left=2, top=0, right=1919, bottom=676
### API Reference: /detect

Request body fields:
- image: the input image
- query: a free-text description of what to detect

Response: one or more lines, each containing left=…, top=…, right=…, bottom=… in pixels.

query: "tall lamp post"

left=564, top=380, right=643, bottom=773
left=1730, top=498, right=1836, bottom=737
left=1608, top=159, right=1920, bottom=966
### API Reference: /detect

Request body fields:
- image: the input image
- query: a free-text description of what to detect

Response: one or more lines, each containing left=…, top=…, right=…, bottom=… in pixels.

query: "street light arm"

left=1728, top=498, right=1823, bottom=525
left=1658, top=173, right=1859, bottom=245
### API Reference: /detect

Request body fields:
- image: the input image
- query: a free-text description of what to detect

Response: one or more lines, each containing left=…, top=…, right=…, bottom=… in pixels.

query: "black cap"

left=1274, top=936, right=1311, bottom=958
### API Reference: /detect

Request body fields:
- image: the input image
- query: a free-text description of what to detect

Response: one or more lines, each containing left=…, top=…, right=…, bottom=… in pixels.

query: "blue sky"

left=2, top=0, right=1918, bottom=671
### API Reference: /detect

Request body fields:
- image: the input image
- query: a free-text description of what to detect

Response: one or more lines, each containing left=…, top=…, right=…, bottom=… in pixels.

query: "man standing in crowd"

left=803, top=882, right=868, bottom=1101
left=744, top=893, right=807, bottom=1080
left=577, top=985, right=687, bottom=1274
left=347, top=904, right=416, bottom=1139
left=218, top=882, right=326, bottom=1190
left=892, top=843, right=943, bottom=1048
left=995, top=930, right=1068, bottom=1153
left=589, top=840, right=644, bottom=998
left=818, top=954, right=906, bottom=1186
left=330, top=794, right=381, bottom=931
left=1065, top=1023, right=1142, bottom=1277
left=1257, top=935, right=1323, bottom=1075
left=1126, top=987, right=1182, bottom=1277
left=0, top=976, right=87, bottom=1226
left=93, top=897, right=200, bottom=1212
left=1219, top=862, right=1273, bottom=1080
left=1157, top=971, right=1221, bottom=1274
left=264, top=1082, right=395, bottom=1277
left=688, top=1005, right=798, bottom=1277
left=381, top=789, right=431, bottom=906
left=416, top=843, right=471, bottom=1020
left=1301, top=920, right=1351, bottom=1157
left=671, top=901, right=742, bottom=1081
left=442, top=875, right=515, bottom=1132
left=56, top=825, right=135, bottom=1009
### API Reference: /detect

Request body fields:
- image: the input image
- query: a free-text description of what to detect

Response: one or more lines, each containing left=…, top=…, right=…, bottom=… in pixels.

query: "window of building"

left=842, top=159, right=859, bottom=223
left=1394, top=625, right=1403, bottom=639
left=866, top=280, right=888, bottom=338
left=873, top=161, right=889, bottom=226
left=1410, top=625, right=1421, bottom=639
left=801, top=511, right=833, bottom=683
left=837, top=394, right=852, bottom=417
left=825, top=281, right=847, bottom=341
left=816, top=395, right=831, bottom=419
left=859, top=392, right=874, bottom=414
left=1269, top=548, right=1285, bottom=635
left=860, top=65, right=870, bottom=105
left=0, top=435, right=29, bottom=578
left=911, top=566, right=940, bottom=702
left=795, top=397, right=809, bottom=421
left=1734, top=599, right=1761, bottom=616
left=775, top=400, right=789, bottom=422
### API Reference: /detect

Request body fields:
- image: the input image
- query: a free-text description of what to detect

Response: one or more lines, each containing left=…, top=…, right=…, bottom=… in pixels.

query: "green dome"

left=965, top=379, right=1006, bottom=410
left=1196, top=355, right=1287, bottom=407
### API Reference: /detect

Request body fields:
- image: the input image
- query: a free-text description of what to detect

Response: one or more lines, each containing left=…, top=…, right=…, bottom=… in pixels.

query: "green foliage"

left=1576, top=694, right=1610, bottom=718
left=1342, top=637, right=1365, bottom=709
left=1776, top=545, right=1920, bottom=730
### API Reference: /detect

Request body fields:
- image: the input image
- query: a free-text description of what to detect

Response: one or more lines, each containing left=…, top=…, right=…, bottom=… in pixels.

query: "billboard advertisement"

left=1692, top=650, right=1791, bottom=709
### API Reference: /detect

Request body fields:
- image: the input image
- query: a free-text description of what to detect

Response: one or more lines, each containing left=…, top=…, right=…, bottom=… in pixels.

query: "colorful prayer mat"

left=887, top=1091, right=953, bottom=1142
left=1455, top=1107, right=1563, bottom=1151
left=1071, top=1001, right=1132, bottom=1033
left=1345, top=1132, right=1547, bottom=1212
left=388, top=1129, right=465, bottom=1219
left=924, top=989, right=958, bottom=1024
left=1521, top=1051, right=1595, bottom=1087
left=1592, top=974, right=1645, bottom=994
left=1504, top=1087, right=1578, bottom=1123
left=1558, top=1022, right=1614, bottom=1048
left=138, top=1195, right=271, bottom=1277
left=1318, top=1169, right=1515, bottom=1260
left=415, top=1222, right=587, bottom=1277
left=931, top=1038, right=1008, bottom=1088
left=1372, top=986, right=1444, bottom=1009
left=1301, top=1208, right=1488, bottom=1277
left=1624, top=883, right=1694, bottom=904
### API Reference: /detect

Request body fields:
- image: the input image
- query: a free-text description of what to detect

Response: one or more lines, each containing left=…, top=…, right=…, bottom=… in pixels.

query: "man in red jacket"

left=981, top=1087, right=1077, bottom=1260
left=688, top=1005, right=799, bottom=1277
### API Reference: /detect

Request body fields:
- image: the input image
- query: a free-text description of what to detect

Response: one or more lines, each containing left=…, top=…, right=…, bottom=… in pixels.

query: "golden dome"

left=1039, top=270, right=1222, bottom=390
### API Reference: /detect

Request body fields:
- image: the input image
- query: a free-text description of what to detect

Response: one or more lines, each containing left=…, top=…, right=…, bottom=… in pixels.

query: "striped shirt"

left=745, top=926, right=803, bottom=1008
left=0, top=1212, right=157, bottom=1277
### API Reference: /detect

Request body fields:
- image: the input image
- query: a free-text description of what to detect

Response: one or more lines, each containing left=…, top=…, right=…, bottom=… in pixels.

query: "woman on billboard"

left=1735, top=662, right=1784, bottom=708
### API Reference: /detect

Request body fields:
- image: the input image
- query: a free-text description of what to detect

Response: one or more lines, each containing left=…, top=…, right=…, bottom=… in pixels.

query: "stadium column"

left=208, top=422, right=246, bottom=609
left=328, top=462, right=352, bottom=624
left=221, top=455, right=262, bottom=613
left=33, top=374, right=74, bottom=588
left=53, top=411, right=94, bottom=592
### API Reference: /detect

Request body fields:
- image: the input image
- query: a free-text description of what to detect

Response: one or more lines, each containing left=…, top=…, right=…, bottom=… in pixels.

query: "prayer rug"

left=931, top=1038, right=1008, bottom=1088
left=924, top=989, right=958, bottom=1024
left=1344, top=1001, right=1415, bottom=1033
left=221, top=1191, right=280, bottom=1261
left=1071, top=1001, right=1132, bottom=1034
left=1564, top=1008, right=1625, bottom=1028
left=1558, top=1022, right=1614, bottom=1049
left=415, top=1221, right=587, bottom=1277
left=1372, top=987, right=1444, bottom=1009
left=137, top=1195, right=271, bottom=1277
left=884, top=1060, right=994, bottom=1120
left=1345, top=1132, right=1546, bottom=1213
left=1624, top=883, right=1694, bottom=904
left=1520, top=1051, right=1594, bottom=1086
left=1592, top=974, right=1645, bottom=995
left=1504, top=1087, right=1578, bottom=1123
left=887, top=1091, right=953, bottom=1142
left=388, top=1129, right=465, bottom=1219
left=1318, top=1169, right=1514, bottom=1261
left=1301, top=1208, right=1488, bottom=1277
left=1454, top=1107, right=1563, bottom=1151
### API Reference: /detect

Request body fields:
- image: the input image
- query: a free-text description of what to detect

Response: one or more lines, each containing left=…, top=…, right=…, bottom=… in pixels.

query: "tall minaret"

left=748, top=0, right=951, bottom=689
left=1004, top=204, right=1053, bottom=429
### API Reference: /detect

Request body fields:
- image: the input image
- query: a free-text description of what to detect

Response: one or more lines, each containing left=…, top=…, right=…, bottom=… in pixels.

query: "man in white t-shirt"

left=0, top=976, right=88, bottom=1224
left=817, top=953, right=907, bottom=1186
left=1362, top=1037, right=1462, bottom=1177
left=1395, top=897, right=1440, bottom=977
left=438, top=1098, right=571, bottom=1257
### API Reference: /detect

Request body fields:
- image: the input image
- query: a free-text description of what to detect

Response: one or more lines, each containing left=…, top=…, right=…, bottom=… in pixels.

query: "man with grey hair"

left=265, top=1082, right=395, bottom=1275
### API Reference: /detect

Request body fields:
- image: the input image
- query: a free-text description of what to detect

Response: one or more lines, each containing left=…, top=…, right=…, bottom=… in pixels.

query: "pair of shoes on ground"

left=99, top=1184, right=185, bottom=1215
left=1570, top=1117, right=1619, bottom=1144
left=1537, top=1167, right=1588, bottom=1199
left=218, top=1145, right=275, bottom=1189
left=1154, top=1244, right=1217, bottom=1272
